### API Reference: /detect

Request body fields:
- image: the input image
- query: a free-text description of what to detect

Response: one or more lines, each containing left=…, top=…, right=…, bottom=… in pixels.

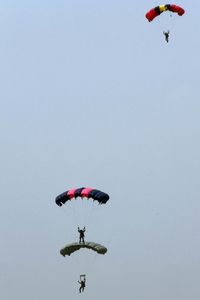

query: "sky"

left=1, top=1, right=200, bottom=299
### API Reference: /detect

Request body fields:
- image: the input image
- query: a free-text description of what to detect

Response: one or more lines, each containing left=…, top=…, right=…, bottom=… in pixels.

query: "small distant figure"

left=163, top=30, right=170, bottom=43
left=78, top=226, right=85, bottom=243
left=78, top=275, right=86, bottom=293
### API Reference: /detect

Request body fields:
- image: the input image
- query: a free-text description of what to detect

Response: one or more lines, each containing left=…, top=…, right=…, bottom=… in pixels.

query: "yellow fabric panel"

left=159, top=5, right=168, bottom=13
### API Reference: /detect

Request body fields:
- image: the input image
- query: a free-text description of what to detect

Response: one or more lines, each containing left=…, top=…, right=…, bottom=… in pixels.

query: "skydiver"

left=78, top=277, right=86, bottom=293
left=78, top=226, right=85, bottom=243
left=163, top=30, right=170, bottom=43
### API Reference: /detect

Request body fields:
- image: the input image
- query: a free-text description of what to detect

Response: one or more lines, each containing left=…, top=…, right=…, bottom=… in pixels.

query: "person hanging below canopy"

left=78, top=227, right=86, bottom=244
left=78, top=275, right=86, bottom=293
left=163, top=30, right=170, bottom=42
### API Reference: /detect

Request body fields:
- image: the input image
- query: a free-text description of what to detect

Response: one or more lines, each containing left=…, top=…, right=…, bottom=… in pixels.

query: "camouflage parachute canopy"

left=60, top=242, right=108, bottom=256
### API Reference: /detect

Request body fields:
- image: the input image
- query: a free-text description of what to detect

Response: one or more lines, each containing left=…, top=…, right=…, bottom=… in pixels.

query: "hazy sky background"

left=1, top=1, right=200, bottom=299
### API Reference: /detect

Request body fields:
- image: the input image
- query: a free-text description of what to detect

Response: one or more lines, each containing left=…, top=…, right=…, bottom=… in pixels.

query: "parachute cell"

left=60, top=242, right=108, bottom=256
left=146, top=4, right=185, bottom=22
left=55, top=187, right=109, bottom=206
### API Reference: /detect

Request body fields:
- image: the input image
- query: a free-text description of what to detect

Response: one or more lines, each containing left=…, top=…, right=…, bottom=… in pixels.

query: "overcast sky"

left=1, top=1, right=200, bottom=299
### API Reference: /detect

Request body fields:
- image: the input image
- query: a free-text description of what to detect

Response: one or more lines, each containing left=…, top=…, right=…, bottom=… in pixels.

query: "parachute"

left=55, top=187, right=109, bottom=206
left=60, top=242, right=108, bottom=256
left=146, top=4, right=185, bottom=22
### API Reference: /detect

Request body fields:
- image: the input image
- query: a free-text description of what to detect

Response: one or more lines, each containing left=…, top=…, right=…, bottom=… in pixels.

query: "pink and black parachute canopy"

left=55, top=187, right=109, bottom=206
left=145, top=4, right=185, bottom=22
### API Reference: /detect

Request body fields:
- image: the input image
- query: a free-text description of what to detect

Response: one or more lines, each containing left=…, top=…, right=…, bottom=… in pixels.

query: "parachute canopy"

left=146, top=4, right=185, bottom=22
left=55, top=187, right=109, bottom=206
left=60, top=242, right=108, bottom=256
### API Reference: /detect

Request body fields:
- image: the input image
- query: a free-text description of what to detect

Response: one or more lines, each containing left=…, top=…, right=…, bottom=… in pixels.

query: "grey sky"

left=1, top=1, right=200, bottom=299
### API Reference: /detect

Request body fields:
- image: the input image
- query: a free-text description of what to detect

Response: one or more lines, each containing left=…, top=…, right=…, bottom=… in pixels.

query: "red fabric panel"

left=145, top=9, right=158, bottom=22
left=67, top=189, right=77, bottom=199
left=81, top=187, right=93, bottom=198
left=170, top=5, right=185, bottom=16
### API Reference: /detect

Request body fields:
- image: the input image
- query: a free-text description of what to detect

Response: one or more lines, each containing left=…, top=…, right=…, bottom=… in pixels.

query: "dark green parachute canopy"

left=60, top=242, right=107, bottom=256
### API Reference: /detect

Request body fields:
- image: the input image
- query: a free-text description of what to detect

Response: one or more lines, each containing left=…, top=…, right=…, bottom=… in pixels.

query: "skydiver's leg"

left=79, top=287, right=81, bottom=293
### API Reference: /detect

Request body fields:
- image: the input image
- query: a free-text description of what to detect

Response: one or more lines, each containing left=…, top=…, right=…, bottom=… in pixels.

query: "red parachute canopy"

left=55, top=187, right=110, bottom=206
left=146, top=4, right=185, bottom=22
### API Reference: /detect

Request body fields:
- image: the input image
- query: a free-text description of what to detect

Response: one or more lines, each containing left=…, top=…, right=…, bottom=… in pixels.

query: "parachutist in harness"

left=78, top=227, right=85, bottom=243
left=163, top=30, right=170, bottom=43
left=78, top=275, right=86, bottom=293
